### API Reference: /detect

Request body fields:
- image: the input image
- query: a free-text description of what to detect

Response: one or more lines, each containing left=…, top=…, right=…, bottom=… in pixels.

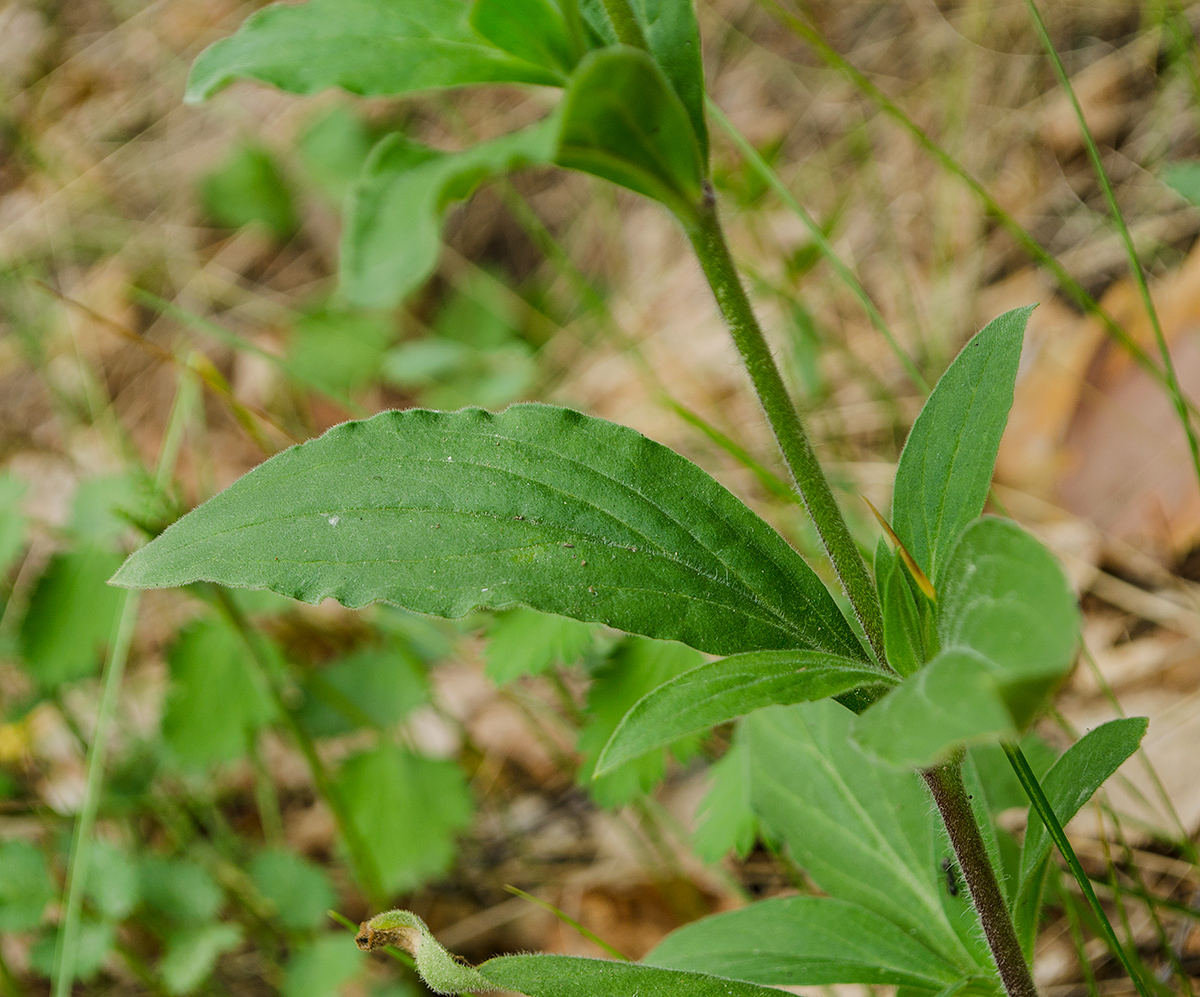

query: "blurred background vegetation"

left=3, top=1, right=1200, bottom=995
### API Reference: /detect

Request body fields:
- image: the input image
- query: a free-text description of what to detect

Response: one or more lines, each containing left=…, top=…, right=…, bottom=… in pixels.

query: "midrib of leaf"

left=762, top=737, right=979, bottom=972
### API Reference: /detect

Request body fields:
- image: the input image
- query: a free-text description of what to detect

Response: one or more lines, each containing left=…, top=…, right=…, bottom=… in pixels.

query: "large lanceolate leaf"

left=113, top=405, right=866, bottom=661
left=646, top=896, right=966, bottom=989
left=341, top=122, right=557, bottom=308
left=891, top=307, right=1031, bottom=583
left=185, top=0, right=562, bottom=103
left=578, top=0, right=708, bottom=161
left=556, top=48, right=705, bottom=218
left=744, top=702, right=997, bottom=986
left=596, top=650, right=892, bottom=775
left=854, top=517, right=1079, bottom=767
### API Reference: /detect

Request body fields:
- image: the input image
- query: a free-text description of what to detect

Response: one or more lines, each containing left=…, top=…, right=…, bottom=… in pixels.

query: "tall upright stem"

left=683, top=187, right=887, bottom=667
left=924, top=762, right=1039, bottom=997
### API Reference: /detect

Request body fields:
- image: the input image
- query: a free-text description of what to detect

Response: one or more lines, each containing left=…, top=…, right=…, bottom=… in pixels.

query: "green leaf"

left=596, top=650, right=891, bottom=775
left=854, top=518, right=1079, bottom=767
left=298, top=644, right=428, bottom=738
left=163, top=619, right=275, bottom=766
left=283, top=935, right=363, bottom=997
left=1163, top=161, right=1200, bottom=204
left=577, top=0, right=708, bottom=161
left=288, top=308, right=394, bottom=397
left=68, top=473, right=144, bottom=545
left=160, top=924, right=244, bottom=996
left=486, top=607, right=594, bottom=684
left=0, top=840, right=54, bottom=932
left=139, top=856, right=224, bottom=927
left=299, top=106, right=376, bottom=201
left=744, top=701, right=996, bottom=983
left=0, top=472, right=27, bottom=576
left=646, top=895, right=968, bottom=988
left=556, top=47, right=705, bottom=218
left=20, top=546, right=123, bottom=689
left=251, top=849, right=337, bottom=933
left=578, top=636, right=704, bottom=806
left=85, top=840, right=139, bottom=921
left=470, top=0, right=576, bottom=74
left=185, top=0, right=561, bottom=103
left=480, top=955, right=815, bottom=997
left=200, top=144, right=297, bottom=239
left=341, top=122, right=557, bottom=308
left=335, top=744, right=473, bottom=893
left=891, top=306, right=1031, bottom=583
left=112, top=404, right=867, bottom=662
left=1017, top=717, right=1148, bottom=891
left=692, top=735, right=757, bottom=862
left=878, top=551, right=927, bottom=677
left=30, top=920, right=115, bottom=982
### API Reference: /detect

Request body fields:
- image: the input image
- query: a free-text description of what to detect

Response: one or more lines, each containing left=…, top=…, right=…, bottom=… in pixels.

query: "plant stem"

left=923, top=762, right=1039, bottom=997
left=683, top=188, right=888, bottom=668
left=598, top=0, right=648, bottom=49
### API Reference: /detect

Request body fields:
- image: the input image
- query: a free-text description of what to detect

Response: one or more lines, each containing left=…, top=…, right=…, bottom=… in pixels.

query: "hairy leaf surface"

left=891, top=307, right=1031, bottom=582
left=113, top=405, right=866, bottom=661
left=186, top=0, right=560, bottom=103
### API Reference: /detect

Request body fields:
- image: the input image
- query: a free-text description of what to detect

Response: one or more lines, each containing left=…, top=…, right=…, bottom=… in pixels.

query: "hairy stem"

left=598, top=0, right=648, bottom=49
left=924, top=762, right=1038, bottom=997
left=682, top=188, right=887, bottom=667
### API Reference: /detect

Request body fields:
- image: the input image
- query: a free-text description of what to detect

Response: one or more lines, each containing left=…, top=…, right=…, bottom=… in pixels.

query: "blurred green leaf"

left=341, top=121, right=557, bottom=308
left=297, top=643, right=428, bottom=737
left=139, top=856, right=224, bottom=927
left=20, top=545, right=123, bottom=688
left=0, top=840, right=54, bottom=931
left=287, top=308, right=394, bottom=396
left=470, top=0, right=576, bottom=74
left=578, top=636, right=704, bottom=806
left=891, top=306, right=1031, bottom=583
left=160, top=923, right=244, bottom=995
left=299, top=106, right=375, bottom=201
left=200, top=143, right=297, bottom=239
left=1163, top=161, right=1200, bottom=204
left=251, top=849, right=337, bottom=932
left=336, top=743, right=473, bottom=893
left=556, top=48, right=704, bottom=218
left=29, top=920, right=115, bottom=982
left=163, top=619, right=275, bottom=766
left=186, top=0, right=561, bottom=103
left=0, top=472, right=28, bottom=575
left=692, top=735, right=758, bottom=863
left=85, top=839, right=139, bottom=921
left=283, top=935, right=363, bottom=997
left=486, top=607, right=594, bottom=684
left=69, top=472, right=143, bottom=545
left=112, top=405, right=867, bottom=661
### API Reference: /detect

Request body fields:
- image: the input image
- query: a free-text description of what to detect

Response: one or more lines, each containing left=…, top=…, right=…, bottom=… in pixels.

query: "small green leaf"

left=186, top=0, right=561, bottom=103
left=646, top=895, right=967, bottom=989
left=341, top=122, right=557, bottom=308
left=556, top=47, right=705, bottom=219
left=578, top=637, right=704, bottom=806
left=1163, top=161, right=1200, bottom=204
left=200, top=144, right=297, bottom=239
left=577, top=0, right=708, bottom=161
left=357, top=909, right=495, bottom=994
left=30, top=920, right=115, bottom=982
left=1017, top=717, right=1148, bottom=891
left=298, top=644, right=428, bottom=737
left=745, top=701, right=996, bottom=982
left=160, top=923, right=244, bottom=996
left=85, top=840, right=139, bottom=921
left=0, top=840, right=54, bottom=932
left=112, top=405, right=867, bottom=662
left=299, top=106, right=376, bottom=201
left=336, top=744, right=473, bottom=893
left=486, top=607, right=594, bottom=684
left=20, top=546, right=123, bottom=689
left=596, top=650, right=891, bottom=775
left=692, top=735, right=757, bottom=863
left=287, top=308, right=394, bottom=397
left=250, top=849, right=337, bottom=932
left=480, top=954, right=815, bottom=997
left=891, top=306, right=1031, bottom=583
left=163, top=619, right=275, bottom=766
left=470, top=0, right=575, bottom=74
left=138, top=856, right=224, bottom=927
left=284, top=935, right=364, bottom=997
left=878, top=552, right=926, bottom=677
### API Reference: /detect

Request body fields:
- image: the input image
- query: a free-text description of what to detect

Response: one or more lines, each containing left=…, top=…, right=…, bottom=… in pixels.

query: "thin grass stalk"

left=1022, top=0, right=1200, bottom=492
